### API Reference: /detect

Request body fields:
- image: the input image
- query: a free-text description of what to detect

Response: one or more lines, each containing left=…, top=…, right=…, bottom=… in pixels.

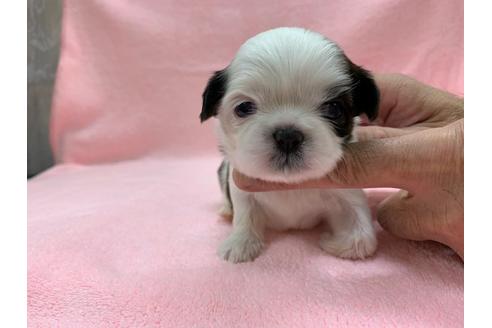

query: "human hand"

left=233, top=74, right=464, bottom=259
left=356, top=74, right=463, bottom=140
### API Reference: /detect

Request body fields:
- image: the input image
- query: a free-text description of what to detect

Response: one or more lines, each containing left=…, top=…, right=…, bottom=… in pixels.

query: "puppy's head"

left=201, top=27, right=379, bottom=183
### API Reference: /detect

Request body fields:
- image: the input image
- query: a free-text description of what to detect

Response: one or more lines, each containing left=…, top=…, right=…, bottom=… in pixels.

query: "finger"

left=356, top=126, right=411, bottom=141
left=232, top=170, right=303, bottom=192
left=373, top=73, right=463, bottom=128
left=377, top=190, right=431, bottom=241
left=355, top=125, right=431, bottom=141
left=319, top=135, right=418, bottom=189
left=372, top=73, right=409, bottom=126
left=233, top=135, right=413, bottom=191
left=373, top=74, right=436, bottom=127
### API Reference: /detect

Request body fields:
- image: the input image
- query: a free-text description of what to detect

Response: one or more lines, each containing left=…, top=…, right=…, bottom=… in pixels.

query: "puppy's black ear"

left=200, top=69, right=227, bottom=122
left=346, top=58, right=379, bottom=121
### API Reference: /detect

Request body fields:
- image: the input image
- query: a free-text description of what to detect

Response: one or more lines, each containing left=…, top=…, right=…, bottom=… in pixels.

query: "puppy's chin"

left=231, top=154, right=341, bottom=184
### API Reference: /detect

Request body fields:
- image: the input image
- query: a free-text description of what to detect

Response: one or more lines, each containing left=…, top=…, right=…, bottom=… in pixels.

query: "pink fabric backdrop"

left=29, top=0, right=463, bottom=326
left=50, top=0, right=463, bottom=164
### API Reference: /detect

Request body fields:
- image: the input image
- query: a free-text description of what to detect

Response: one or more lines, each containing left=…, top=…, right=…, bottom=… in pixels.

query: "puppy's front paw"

left=218, top=232, right=263, bottom=263
left=319, top=229, right=377, bottom=260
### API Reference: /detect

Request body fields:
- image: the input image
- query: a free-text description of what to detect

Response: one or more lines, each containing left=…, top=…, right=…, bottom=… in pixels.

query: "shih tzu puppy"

left=200, top=27, right=379, bottom=263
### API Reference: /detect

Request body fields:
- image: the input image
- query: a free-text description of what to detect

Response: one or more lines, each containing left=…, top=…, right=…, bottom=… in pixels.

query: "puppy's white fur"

left=209, top=28, right=377, bottom=262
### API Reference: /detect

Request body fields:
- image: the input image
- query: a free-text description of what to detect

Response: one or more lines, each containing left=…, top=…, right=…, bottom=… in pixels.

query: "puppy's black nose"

left=273, top=127, right=304, bottom=154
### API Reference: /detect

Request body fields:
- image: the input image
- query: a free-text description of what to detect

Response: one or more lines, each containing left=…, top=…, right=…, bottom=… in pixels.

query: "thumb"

left=376, top=190, right=433, bottom=242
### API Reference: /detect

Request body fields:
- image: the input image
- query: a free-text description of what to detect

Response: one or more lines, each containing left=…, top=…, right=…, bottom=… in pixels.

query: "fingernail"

left=400, top=190, right=413, bottom=199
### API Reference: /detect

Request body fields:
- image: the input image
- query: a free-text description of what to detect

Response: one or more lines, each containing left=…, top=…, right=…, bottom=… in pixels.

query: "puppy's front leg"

left=218, top=181, right=265, bottom=263
left=319, top=190, right=377, bottom=260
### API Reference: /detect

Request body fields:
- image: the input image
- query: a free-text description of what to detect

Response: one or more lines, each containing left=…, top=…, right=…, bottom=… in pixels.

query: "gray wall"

left=27, top=0, right=62, bottom=178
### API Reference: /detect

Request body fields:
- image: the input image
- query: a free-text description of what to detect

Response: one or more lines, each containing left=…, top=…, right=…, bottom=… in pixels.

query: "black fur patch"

left=318, top=95, right=355, bottom=141
left=200, top=69, right=227, bottom=122
left=217, top=160, right=232, bottom=207
left=345, top=55, right=380, bottom=121
left=319, top=55, right=379, bottom=142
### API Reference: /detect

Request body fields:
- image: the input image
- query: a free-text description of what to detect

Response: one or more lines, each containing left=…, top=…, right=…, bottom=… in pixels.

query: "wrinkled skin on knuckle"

left=409, top=122, right=463, bottom=254
left=434, top=121, right=463, bottom=251
left=327, top=143, right=375, bottom=186
left=434, top=121, right=463, bottom=191
left=325, top=156, right=352, bottom=186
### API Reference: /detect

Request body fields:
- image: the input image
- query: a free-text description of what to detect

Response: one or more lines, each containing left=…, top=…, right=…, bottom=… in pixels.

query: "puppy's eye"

left=321, top=101, right=344, bottom=120
left=234, top=101, right=256, bottom=118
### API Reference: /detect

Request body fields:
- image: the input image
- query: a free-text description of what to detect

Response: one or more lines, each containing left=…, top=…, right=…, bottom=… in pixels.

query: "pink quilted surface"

left=29, top=0, right=463, bottom=326
left=29, top=157, right=462, bottom=327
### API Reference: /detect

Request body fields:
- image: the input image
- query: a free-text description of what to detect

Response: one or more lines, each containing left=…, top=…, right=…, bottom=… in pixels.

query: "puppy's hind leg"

left=217, top=160, right=233, bottom=219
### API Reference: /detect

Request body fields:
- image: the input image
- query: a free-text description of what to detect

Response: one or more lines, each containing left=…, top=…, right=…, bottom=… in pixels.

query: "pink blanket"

left=29, top=0, right=463, bottom=326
